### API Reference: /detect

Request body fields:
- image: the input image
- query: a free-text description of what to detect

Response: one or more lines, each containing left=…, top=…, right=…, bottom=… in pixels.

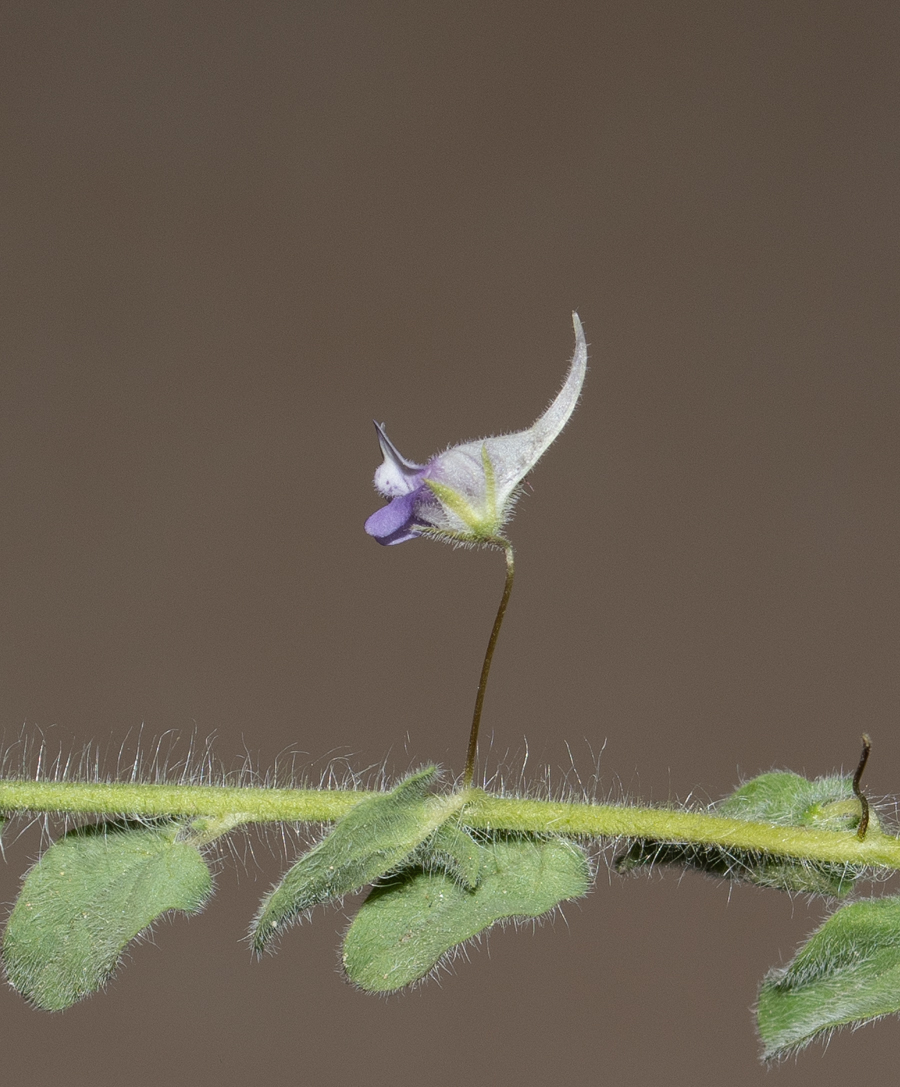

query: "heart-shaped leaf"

left=343, top=834, right=590, bottom=992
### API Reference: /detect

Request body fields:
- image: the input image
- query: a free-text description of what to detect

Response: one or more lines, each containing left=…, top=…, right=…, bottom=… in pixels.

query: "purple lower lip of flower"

left=364, top=490, right=424, bottom=545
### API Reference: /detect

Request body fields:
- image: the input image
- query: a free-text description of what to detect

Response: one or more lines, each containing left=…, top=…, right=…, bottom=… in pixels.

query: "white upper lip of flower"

left=372, top=426, right=424, bottom=497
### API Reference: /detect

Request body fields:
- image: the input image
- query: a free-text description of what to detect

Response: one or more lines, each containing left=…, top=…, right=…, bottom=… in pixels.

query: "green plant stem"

left=3, top=779, right=900, bottom=868
left=0, top=781, right=365, bottom=823
left=464, top=538, right=515, bottom=788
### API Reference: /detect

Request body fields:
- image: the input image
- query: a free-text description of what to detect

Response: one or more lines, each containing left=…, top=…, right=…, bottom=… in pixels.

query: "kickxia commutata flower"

left=365, top=313, right=587, bottom=546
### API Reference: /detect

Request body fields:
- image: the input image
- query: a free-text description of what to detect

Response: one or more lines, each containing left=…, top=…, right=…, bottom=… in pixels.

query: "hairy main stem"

left=464, top=539, right=515, bottom=787
left=3, top=779, right=900, bottom=869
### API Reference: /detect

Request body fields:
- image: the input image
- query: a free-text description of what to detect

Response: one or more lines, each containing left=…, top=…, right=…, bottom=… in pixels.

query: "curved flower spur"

left=365, top=313, right=587, bottom=547
left=365, top=314, right=588, bottom=784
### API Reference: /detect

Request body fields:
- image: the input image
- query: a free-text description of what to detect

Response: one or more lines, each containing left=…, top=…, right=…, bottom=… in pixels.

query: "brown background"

left=1, top=3, right=898, bottom=1084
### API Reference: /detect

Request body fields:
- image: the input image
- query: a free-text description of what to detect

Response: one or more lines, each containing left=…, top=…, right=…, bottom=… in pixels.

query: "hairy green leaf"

left=343, top=834, right=590, bottom=992
left=718, top=772, right=869, bottom=830
left=252, top=767, right=455, bottom=953
left=420, top=820, right=484, bottom=889
left=617, top=772, right=870, bottom=895
left=758, top=896, right=900, bottom=1059
left=3, top=821, right=212, bottom=1011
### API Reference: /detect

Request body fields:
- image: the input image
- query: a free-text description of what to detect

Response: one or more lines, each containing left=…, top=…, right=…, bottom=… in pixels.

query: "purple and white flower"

left=365, top=314, right=588, bottom=546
